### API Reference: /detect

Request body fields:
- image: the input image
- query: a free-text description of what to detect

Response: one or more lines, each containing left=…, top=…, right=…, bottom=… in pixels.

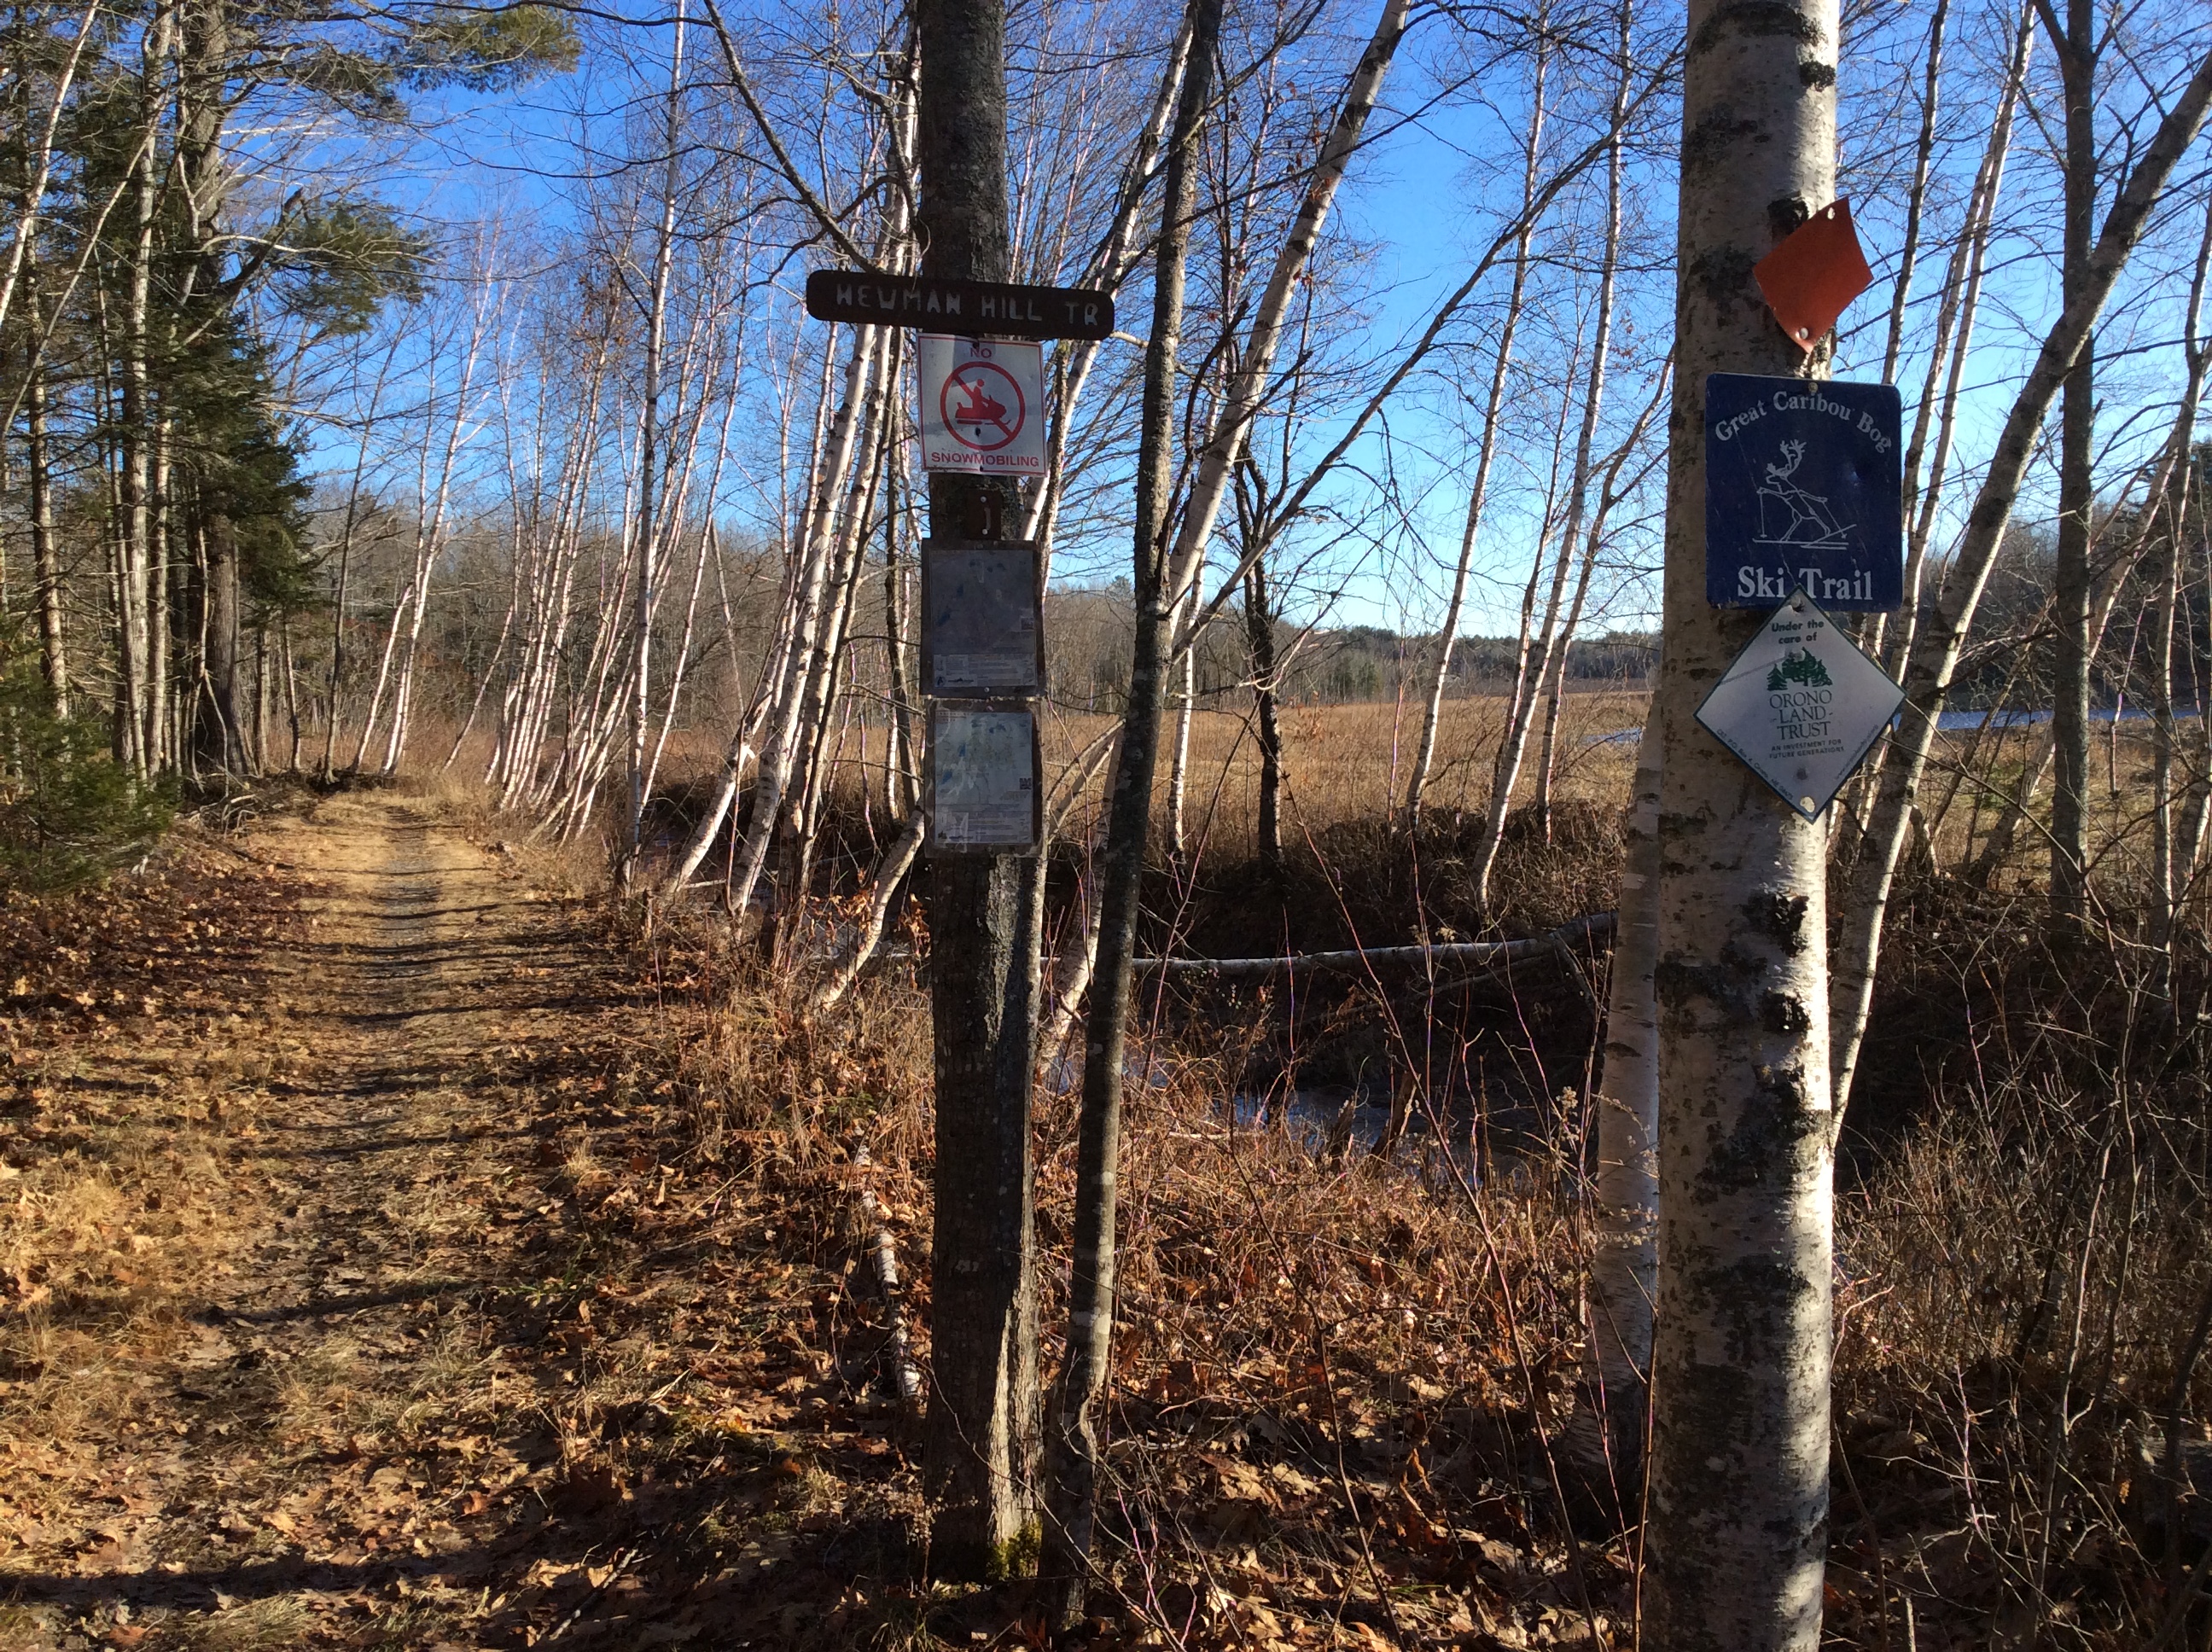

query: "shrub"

left=0, top=668, right=174, bottom=891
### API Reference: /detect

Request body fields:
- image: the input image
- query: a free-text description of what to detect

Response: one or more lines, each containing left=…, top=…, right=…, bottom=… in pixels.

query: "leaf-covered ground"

left=0, top=791, right=1645, bottom=1649
left=63, top=788, right=2172, bottom=1648
left=0, top=793, right=882, bottom=1649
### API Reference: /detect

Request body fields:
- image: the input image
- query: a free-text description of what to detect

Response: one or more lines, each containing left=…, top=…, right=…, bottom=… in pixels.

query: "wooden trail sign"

left=805, top=270, right=1115, bottom=341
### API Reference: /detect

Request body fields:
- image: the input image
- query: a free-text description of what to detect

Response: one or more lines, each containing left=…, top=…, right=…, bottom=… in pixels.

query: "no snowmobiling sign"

left=918, top=334, right=1045, bottom=476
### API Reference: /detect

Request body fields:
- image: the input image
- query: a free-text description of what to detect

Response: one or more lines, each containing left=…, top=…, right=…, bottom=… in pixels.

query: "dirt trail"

left=1, top=794, right=670, bottom=1649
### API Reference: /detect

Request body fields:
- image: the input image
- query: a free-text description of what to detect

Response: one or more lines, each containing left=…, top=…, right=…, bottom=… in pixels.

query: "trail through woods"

left=0, top=794, right=882, bottom=1650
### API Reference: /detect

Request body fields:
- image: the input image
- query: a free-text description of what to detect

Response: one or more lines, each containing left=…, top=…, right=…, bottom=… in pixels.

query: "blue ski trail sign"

left=1706, top=374, right=1902, bottom=611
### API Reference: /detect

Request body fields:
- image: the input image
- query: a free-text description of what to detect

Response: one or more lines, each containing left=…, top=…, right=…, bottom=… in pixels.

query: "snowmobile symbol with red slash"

left=917, top=334, right=1046, bottom=475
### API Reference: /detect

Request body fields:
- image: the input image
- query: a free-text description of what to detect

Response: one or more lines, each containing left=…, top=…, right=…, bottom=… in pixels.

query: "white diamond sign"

left=1695, top=587, right=1903, bottom=821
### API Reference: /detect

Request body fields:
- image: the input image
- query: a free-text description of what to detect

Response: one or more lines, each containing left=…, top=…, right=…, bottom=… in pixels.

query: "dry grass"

left=16, top=696, right=2182, bottom=1649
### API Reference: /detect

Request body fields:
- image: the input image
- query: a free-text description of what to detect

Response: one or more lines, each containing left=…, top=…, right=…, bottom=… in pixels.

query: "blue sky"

left=277, top=0, right=2212, bottom=643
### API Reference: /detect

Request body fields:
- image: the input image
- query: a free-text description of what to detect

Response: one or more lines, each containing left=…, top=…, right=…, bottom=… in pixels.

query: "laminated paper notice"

left=922, top=541, right=1042, bottom=695
left=929, top=705, right=1038, bottom=852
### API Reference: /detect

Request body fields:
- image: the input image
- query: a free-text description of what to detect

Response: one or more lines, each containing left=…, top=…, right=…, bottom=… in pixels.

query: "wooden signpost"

left=804, top=270, right=1115, bottom=342
left=807, top=266, right=1109, bottom=854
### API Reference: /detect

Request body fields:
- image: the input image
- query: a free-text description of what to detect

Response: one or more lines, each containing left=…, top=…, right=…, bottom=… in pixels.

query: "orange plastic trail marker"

left=1753, top=197, right=1873, bottom=353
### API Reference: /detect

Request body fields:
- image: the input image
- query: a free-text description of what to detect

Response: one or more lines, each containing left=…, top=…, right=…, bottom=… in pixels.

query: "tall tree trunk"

left=1571, top=728, right=1658, bottom=1494
left=2153, top=199, right=2212, bottom=958
left=195, top=513, right=246, bottom=777
left=1828, top=43, right=2212, bottom=1114
left=1402, top=27, right=1543, bottom=829
left=1044, top=0, right=1221, bottom=1617
left=320, top=337, right=404, bottom=779
left=883, top=449, right=921, bottom=817
left=1644, top=0, right=1839, bottom=1642
left=1878, top=0, right=1946, bottom=390
left=1849, top=21, right=2028, bottom=832
left=1160, top=0, right=1412, bottom=631
left=1469, top=351, right=1580, bottom=910
left=25, top=328, right=67, bottom=717
left=1165, top=582, right=1196, bottom=863
left=662, top=323, right=854, bottom=898
left=623, top=0, right=687, bottom=891
left=914, top=0, right=1043, bottom=1580
left=115, top=3, right=170, bottom=772
left=148, top=418, right=173, bottom=771
left=2047, top=0, right=2098, bottom=934
left=1244, top=556, right=1283, bottom=872
left=179, top=0, right=245, bottom=779
left=1530, top=0, right=1633, bottom=841
left=1887, top=10, right=2024, bottom=681
left=280, top=613, right=302, bottom=771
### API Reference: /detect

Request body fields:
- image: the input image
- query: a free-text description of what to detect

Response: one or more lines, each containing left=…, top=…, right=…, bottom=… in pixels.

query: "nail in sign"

left=918, top=334, right=1045, bottom=476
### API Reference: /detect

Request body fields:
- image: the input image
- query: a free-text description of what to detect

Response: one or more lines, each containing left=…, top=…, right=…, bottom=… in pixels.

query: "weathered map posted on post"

left=1694, top=588, right=1905, bottom=820
left=921, top=541, right=1043, bottom=695
left=928, top=705, right=1039, bottom=852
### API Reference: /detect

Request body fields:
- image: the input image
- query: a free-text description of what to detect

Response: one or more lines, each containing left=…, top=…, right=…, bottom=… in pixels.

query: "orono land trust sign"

left=1695, top=588, right=1905, bottom=820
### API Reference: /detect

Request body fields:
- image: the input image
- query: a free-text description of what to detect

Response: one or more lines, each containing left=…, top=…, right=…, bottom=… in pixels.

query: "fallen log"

left=1132, top=910, right=1615, bottom=980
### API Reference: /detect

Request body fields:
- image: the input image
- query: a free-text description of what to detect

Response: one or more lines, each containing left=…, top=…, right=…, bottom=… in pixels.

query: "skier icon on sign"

left=1756, top=440, right=1854, bottom=550
left=942, top=361, right=1025, bottom=452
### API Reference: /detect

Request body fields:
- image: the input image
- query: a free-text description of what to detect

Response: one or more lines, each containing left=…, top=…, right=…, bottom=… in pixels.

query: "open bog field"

left=1039, top=691, right=1650, bottom=854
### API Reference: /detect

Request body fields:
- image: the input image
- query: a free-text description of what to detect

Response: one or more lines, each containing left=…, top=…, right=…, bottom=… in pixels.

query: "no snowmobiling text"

left=1706, top=372, right=1902, bottom=613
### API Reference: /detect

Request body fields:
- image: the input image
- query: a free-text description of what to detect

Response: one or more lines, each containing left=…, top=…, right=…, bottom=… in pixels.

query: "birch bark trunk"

left=1643, top=0, right=1839, bottom=1640
left=25, top=309, right=67, bottom=716
left=1044, top=0, right=1222, bottom=1615
left=1570, top=729, right=1657, bottom=1495
left=623, top=0, right=687, bottom=890
left=1159, top=0, right=1411, bottom=630
left=1529, top=0, right=1633, bottom=840
left=2152, top=201, right=2212, bottom=957
left=115, top=3, right=172, bottom=772
left=661, top=326, right=858, bottom=897
left=1404, top=41, right=1544, bottom=829
left=2047, top=0, right=2098, bottom=935
left=1829, top=46, right=2212, bottom=1109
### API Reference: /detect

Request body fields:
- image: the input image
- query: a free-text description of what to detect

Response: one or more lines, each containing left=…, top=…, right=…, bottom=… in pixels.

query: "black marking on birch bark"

left=1760, top=990, right=1811, bottom=1035
left=1654, top=955, right=1745, bottom=1011
left=1702, top=1256, right=1817, bottom=1363
left=1694, top=1082, right=1819, bottom=1195
left=1685, top=247, right=1759, bottom=306
left=1767, top=193, right=1815, bottom=241
left=1691, top=1, right=1822, bottom=55
left=1798, top=59, right=1837, bottom=89
left=1743, top=890, right=1810, bottom=951
left=1754, top=1060, right=1813, bottom=1108
left=1685, top=113, right=1761, bottom=174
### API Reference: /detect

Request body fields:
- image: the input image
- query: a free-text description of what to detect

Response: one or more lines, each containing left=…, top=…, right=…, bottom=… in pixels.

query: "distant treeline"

left=1043, top=583, right=1654, bottom=712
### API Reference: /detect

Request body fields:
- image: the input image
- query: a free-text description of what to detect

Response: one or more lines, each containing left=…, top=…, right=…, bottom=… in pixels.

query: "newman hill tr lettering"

left=804, top=270, right=1115, bottom=342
